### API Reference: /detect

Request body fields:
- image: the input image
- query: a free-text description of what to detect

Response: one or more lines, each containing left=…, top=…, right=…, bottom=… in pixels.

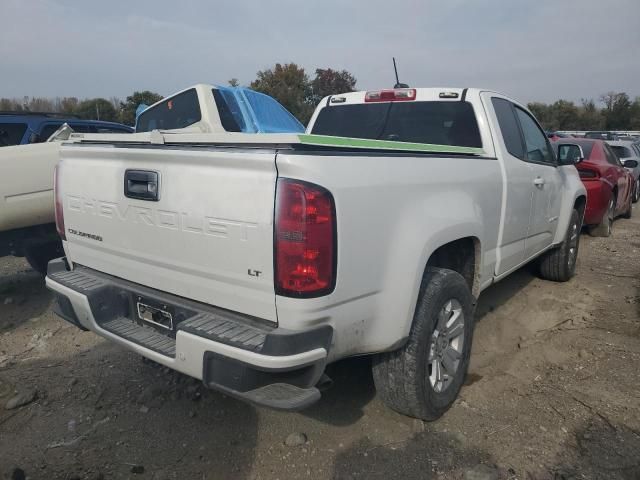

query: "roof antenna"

left=393, top=57, right=409, bottom=89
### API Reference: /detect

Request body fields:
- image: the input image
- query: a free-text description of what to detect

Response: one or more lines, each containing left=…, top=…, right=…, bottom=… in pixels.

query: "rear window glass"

left=0, top=123, right=28, bottom=146
left=212, top=89, right=244, bottom=132
left=136, top=88, right=201, bottom=132
left=242, top=89, right=305, bottom=133
left=311, top=101, right=482, bottom=148
left=611, top=146, right=632, bottom=158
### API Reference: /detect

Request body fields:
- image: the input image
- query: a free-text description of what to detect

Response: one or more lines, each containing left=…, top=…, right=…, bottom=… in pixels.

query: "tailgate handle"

left=124, top=170, right=159, bottom=201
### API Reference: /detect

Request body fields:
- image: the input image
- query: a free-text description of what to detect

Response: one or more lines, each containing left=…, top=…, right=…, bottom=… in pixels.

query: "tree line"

left=2, top=62, right=638, bottom=130
left=0, top=91, right=164, bottom=126
left=528, top=92, right=640, bottom=131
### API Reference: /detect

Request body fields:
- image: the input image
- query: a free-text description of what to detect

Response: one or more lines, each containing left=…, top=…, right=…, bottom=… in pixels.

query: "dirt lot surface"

left=1, top=212, right=639, bottom=480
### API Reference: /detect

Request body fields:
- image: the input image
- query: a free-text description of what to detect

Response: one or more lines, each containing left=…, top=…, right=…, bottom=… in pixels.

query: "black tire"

left=622, top=194, right=633, bottom=219
left=24, top=241, right=64, bottom=275
left=588, top=194, right=614, bottom=237
left=633, top=178, right=639, bottom=204
left=538, top=209, right=581, bottom=282
left=372, top=267, right=475, bottom=421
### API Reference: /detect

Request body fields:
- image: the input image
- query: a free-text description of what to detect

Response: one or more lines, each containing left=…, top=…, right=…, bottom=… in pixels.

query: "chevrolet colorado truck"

left=46, top=87, right=586, bottom=420
left=0, top=84, right=303, bottom=273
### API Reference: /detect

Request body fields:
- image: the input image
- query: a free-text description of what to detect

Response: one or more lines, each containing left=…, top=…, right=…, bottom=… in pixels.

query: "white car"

left=0, top=84, right=303, bottom=273
left=607, top=140, right=640, bottom=203
left=46, top=87, right=586, bottom=420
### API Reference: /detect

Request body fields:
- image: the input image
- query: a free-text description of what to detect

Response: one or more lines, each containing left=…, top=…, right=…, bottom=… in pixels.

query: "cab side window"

left=136, top=88, right=201, bottom=133
left=514, top=107, right=554, bottom=164
left=491, top=98, right=525, bottom=160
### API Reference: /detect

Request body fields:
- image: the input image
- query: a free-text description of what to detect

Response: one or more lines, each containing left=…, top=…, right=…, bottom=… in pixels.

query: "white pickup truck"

left=46, top=87, right=586, bottom=420
left=0, top=84, right=303, bottom=273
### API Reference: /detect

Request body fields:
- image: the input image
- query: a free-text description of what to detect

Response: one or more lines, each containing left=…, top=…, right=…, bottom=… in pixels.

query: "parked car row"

left=549, top=130, right=640, bottom=235
left=553, top=138, right=635, bottom=236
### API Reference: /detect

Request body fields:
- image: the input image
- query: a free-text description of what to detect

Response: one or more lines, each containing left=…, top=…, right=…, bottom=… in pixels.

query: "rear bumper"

left=583, top=180, right=610, bottom=225
left=46, top=258, right=332, bottom=410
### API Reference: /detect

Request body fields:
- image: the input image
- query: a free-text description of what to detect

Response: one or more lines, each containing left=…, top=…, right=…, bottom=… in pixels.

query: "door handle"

left=124, top=169, right=159, bottom=201
left=533, top=177, right=545, bottom=188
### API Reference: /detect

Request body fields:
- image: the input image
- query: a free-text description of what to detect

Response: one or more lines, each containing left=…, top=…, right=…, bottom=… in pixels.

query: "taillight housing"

left=275, top=178, right=336, bottom=298
left=577, top=167, right=599, bottom=179
left=365, top=88, right=416, bottom=102
left=54, top=164, right=66, bottom=240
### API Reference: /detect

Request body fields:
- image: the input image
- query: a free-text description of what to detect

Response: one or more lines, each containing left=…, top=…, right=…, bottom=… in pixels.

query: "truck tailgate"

left=58, top=144, right=278, bottom=322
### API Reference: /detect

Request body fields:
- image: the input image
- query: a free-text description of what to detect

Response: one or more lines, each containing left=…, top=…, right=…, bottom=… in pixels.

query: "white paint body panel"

left=0, top=142, right=60, bottom=231
left=55, top=87, right=586, bottom=365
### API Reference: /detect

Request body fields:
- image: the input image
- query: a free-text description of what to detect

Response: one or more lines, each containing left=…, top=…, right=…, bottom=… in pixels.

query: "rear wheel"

left=589, top=194, right=614, bottom=237
left=538, top=209, right=581, bottom=282
left=633, top=178, right=640, bottom=204
left=372, top=267, right=475, bottom=421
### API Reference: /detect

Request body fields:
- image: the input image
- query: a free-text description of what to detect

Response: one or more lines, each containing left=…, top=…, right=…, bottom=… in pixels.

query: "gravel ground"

left=0, top=209, right=639, bottom=480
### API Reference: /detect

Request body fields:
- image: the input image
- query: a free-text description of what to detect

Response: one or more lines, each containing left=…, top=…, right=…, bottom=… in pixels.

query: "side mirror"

left=557, top=144, right=585, bottom=165
left=623, top=159, right=639, bottom=169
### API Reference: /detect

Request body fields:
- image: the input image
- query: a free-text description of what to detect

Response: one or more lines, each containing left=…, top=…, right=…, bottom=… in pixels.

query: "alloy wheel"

left=567, top=220, right=579, bottom=269
left=428, top=299, right=465, bottom=393
left=606, top=198, right=614, bottom=234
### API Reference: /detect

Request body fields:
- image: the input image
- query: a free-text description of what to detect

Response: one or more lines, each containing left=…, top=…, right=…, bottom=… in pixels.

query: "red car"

left=554, top=139, right=633, bottom=236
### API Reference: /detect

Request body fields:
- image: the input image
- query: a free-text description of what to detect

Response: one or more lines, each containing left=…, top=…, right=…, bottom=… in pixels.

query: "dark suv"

left=0, top=112, right=133, bottom=147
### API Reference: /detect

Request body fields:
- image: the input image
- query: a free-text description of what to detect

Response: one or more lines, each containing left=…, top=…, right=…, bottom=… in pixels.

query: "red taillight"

left=365, top=88, right=416, bottom=102
left=54, top=164, right=66, bottom=240
left=275, top=179, right=336, bottom=297
left=577, top=167, right=599, bottom=179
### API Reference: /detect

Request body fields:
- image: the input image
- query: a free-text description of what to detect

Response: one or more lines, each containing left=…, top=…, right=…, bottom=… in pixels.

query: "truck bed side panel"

left=274, top=151, right=503, bottom=360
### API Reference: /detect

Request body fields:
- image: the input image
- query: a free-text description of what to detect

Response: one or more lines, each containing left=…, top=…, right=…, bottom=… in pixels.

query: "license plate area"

left=136, top=297, right=173, bottom=331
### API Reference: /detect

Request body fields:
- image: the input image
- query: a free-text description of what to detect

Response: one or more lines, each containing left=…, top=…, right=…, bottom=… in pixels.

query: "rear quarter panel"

left=275, top=151, right=502, bottom=360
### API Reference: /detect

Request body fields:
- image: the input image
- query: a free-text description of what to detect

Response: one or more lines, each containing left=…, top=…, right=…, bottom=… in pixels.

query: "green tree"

left=228, top=78, right=240, bottom=87
left=600, top=92, right=631, bottom=130
left=309, top=68, right=357, bottom=104
left=250, top=63, right=314, bottom=124
left=629, top=97, right=640, bottom=130
left=74, top=98, right=117, bottom=121
left=577, top=99, right=604, bottom=130
left=0, top=98, right=20, bottom=111
left=59, top=97, right=79, bottom=115
left=119, top=90, right=163, bottom=125
left=551, top=100, right=580, bottom=130
left=528, top=102, right=555, bottom=130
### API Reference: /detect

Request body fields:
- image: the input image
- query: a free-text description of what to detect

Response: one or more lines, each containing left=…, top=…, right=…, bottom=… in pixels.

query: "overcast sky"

left=2, top=0, right=639, bottom=105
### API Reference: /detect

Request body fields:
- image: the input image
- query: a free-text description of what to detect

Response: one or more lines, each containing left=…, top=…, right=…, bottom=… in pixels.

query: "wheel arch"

left=423, top=236, right=481, bottom=299
left=574, top=195, right=587, bottom=224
